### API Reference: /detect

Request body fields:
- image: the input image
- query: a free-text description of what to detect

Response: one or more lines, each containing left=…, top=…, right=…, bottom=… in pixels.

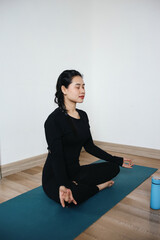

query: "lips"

left=79, top=96, right=84, bottom=99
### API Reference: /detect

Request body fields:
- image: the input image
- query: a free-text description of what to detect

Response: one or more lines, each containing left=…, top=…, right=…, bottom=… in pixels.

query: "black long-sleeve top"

left=43, top=107, right=123, bottom=188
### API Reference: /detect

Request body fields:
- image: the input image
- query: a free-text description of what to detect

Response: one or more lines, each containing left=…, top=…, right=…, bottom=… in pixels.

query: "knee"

left=109, top=162, right=120, bottom=176
left=115, top=164, right=120, bottom=174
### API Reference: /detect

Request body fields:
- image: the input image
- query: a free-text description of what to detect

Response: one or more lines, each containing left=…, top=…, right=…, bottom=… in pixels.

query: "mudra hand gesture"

left=59, top=186, right=77, bottom=208
left=122, top=157, right=134, bottom=168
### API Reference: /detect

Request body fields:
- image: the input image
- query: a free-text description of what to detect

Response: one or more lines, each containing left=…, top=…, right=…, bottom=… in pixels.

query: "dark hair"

left=54, top=70, right=83, bottom=112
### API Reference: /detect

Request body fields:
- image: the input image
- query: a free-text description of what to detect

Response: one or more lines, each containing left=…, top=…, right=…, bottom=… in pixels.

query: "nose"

left=80, top=87, right=85, bottom=94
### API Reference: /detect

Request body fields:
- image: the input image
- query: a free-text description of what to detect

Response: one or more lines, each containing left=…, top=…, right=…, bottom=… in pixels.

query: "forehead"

left=71, top=76, right=85, bottom=85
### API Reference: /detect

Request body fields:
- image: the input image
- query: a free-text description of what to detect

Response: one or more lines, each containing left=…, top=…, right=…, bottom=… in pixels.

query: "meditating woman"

left=42, top=70, right=133, bottom=208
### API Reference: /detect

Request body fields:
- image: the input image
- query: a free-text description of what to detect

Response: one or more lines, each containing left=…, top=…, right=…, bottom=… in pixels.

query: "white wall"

left=0, top=0, right=92, bottom=164
left=1, top=0, right=160, bottom=165
left=90, top=0, right=160, bottom=150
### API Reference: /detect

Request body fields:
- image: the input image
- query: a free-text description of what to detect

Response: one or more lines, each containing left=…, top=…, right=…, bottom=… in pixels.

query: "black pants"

left=42, top=161, right=120, bottom=206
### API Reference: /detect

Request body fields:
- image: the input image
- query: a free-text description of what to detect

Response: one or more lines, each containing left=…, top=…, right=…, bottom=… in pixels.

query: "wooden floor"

left=0, top=146, right=160, bottom=240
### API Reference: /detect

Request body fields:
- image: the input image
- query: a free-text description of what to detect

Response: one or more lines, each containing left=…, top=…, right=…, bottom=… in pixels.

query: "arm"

left=83, top=112, right=123, bottom=166
left=44, top=117, right=71, bottom=188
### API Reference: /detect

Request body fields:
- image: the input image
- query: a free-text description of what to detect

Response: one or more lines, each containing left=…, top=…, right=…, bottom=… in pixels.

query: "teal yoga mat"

left=0, top=160, right=157, bottom=240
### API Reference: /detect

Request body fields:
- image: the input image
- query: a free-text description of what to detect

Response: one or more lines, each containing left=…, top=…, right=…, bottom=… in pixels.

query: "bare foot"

left=97, top=180, right=114, bottom=191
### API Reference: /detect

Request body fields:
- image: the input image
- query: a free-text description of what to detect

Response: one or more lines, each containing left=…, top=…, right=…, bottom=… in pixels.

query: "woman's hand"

left=122, top=157, right=134, bottom=168
left=59, top=186, right=77, bottom=208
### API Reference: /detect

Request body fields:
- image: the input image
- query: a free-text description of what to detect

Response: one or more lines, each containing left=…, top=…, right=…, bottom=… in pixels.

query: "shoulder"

left=44, top=107, right=64, bottom=127
left=76, top=108, right=89, bottom=122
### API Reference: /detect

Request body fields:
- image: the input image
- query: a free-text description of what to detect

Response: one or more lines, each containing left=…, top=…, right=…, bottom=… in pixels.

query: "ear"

left=61, top=85, right=67, bottom=95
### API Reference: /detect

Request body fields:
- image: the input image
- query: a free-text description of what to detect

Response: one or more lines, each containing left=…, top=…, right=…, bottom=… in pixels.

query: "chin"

left=78, top=99, right=84, bottom=103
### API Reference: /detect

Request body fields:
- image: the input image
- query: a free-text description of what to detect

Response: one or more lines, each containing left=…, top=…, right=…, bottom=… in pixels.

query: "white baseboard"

left=94, top=141, right=160, bottom=160
left=1, top=153, right=47, bottom=177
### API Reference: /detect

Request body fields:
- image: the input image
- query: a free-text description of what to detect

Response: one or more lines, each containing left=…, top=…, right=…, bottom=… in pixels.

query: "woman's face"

left=62, top=76, right=85, bottom=103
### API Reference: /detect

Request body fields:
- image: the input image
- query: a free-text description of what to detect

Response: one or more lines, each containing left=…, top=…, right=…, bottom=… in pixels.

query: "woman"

left=42, top=70, right=133, bottom=208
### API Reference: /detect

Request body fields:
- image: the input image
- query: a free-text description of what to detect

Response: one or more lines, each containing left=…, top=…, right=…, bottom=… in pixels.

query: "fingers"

left=68, top=189, right=77, bottom=205
left=72, top=199, right=77, bottom=205
left=123, top=158, right=134, bottom=168
left=65, top=189, right=70, bottom=202
left=59, top=186, right=67, bottom=208
left=124, top=164, right=132, bottom=168
left=127, top=160, right=134, bottom=167
left=59, top=187, right=77, bottom=207
left=108, top=180, right=114, bottom=187
left=124, top=158, right=132, bottom=163
left=126, top=159, right=132, bottom=162
left=123, top=162, right=133, bottom=168
left=60, top=195, right=65, bottom=208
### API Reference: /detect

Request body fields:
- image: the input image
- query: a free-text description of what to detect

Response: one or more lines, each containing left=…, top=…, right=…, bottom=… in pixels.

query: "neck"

left=64, top=99, right=77, bottom=114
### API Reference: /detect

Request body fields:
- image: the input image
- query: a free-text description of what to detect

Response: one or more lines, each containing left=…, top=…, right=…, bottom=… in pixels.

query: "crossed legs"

left=43, top=161, right=120, bottom=206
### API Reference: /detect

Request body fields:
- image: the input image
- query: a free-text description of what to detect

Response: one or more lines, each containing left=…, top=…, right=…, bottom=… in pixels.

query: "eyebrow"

left=75, top=83, right=85, bottom=86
